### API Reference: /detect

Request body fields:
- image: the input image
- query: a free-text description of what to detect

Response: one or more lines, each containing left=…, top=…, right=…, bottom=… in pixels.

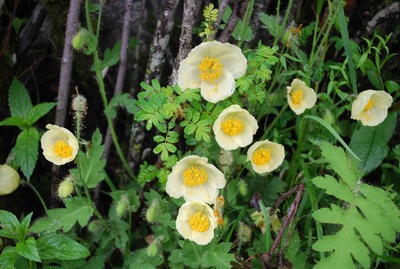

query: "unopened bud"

left=71, top=94, right=88, bottom=115
left=88, top=220, right=102, bottom=233
left=0, top=164, right=20, bottom=195
left=238, top=179, right=248, bottom=196
left=57, top=176, right=74, bottom=199
left=146, top=200, right=160, bottom=224
left=219, top=150, right=233, bottom=175
left=72, top=29, right=88, bottom=51
left=116, top=195, right=129, bottom=217
left=323, top=109, right=335, bottom=125
left=237, top=222, right=252, bottom=244
left=146, top=242, right=159, bottom=257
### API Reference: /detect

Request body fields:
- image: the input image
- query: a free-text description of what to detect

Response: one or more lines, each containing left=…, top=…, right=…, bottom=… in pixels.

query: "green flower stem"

left=258, top=200, right=272, bottom=251
left=22, top=180, right=48, bottom=213
left=261, top=103, right=289, bottom=140
left=224, top=206, right=246, bottom=242
left=82, top=183, right=109, bottom=229
left=84, top=0, right=135, bottom=180
left=286, top=116, right=303, bottom=187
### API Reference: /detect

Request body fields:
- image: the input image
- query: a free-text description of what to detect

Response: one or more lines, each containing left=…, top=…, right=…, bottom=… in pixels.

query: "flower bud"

left=87, top=220, right=102, bottom=233
left=116, top=195, right=129, bottom=217
left=146, top=242, right=159, bottom=257
left=238, top=179, right=248, bottom=196
left=323, top=109, right=335, bottom=125
left=237, top=222, right=252, bottom=244
left=72, top=29, right=87, bottom=51
left=71, top=94, right=88, bottom=115
left=146, top=200, right=160, bottom=224
left=57, top=176, right=74, bottom=199
left=0, top=164, right=20, bottom=195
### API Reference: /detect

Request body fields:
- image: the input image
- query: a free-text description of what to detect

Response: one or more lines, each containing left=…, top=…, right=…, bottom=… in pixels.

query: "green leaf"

left=0, top=117, right=26, bottom=127
left=169, top=241, right=203, bottom=268
left=16, top=237, right=41, bottom=262
left=14, top=127, right=39, bottom=179
left=8, top=78, right=32, bottom=118
left=29, top=197, right=94, bottom=233
left=37, top=234, right=90, bottom=260
left=77, top=129, right=106, bottom=188
left=0, top=210, right=20, bottom=239
left=350, top=113, right=396, bottom=174
left=202, top=243, right=235, bottom=269
left=312, top=175, right=354, bottom=203
left=26, top=102, right=57, bottom=125
left=100, top=41, right=121, bottom=69
left=0, top=247, right=18, bottom=269
left=17, top=213, right=33, bottom=242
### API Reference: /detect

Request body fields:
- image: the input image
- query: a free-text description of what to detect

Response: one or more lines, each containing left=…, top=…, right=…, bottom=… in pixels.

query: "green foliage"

left=312, top=141, right=400, bottom=268
left=169, top=241, right=235, bottom=269
left=104, top=93, right=138, bottom=119
left=350, top=113, right=396, bottom=174
left=199, top=4, right=218, bottom=39
left=30, top=197, right=94, bottom=233
left=236, top=43, right=279, bottom=103
left=36, top=234, right=90, bottom=260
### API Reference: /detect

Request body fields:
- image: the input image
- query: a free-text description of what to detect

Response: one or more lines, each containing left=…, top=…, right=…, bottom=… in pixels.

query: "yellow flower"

left=178, top=41, right=247, bottom=103
left=287, top=78, right=317, bottom=115
left=41, top=124, right=79, bottom=165
left=247, top=140, right=285, bottom=174
left=351, top=90, right=393, bottom=126
left=0, top=164, right=20, bottom=195
left=166, top=155, right=226, bottom=204
left=213, top=105, right=258, bottom=150
left=176, top=200, right=216, bottom=245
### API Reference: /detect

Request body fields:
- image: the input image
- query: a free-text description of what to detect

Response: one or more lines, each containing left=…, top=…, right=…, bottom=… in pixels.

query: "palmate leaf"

left=312, top=141, right=400, bottom=268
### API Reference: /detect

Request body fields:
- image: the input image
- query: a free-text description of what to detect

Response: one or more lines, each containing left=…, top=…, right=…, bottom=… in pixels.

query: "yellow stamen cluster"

left=252, top=148, right=271, bottom=166
left=221, top=118, right=244, bottom=136
left=53, top=140, right=73, bottom=158
left=291, top=89, right=303, bottom=105
left=183, top=166, right=208, bottom=187
left=189, top=212, right=210, bottom=232
left=363, top=99, right=373, bottom=111
left=199, top=57, right=223, bottom=83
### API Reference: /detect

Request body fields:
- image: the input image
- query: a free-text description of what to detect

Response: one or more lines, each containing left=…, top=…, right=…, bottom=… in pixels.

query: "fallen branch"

left=219, top=0, right=249, bottom=43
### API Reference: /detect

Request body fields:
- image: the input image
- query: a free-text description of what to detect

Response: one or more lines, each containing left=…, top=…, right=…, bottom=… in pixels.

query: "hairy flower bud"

left=146, top=200, right=160, bottom=224
left=116, top=195, right=129, bottom=217
left=0, top=164, right=20, bottom=195
left=57, top=176, right=74, bottom=199
left=72, top=29, right=88, bottom=51
left=238, top=179, right=248, bottom=196
left=147, top=242, right=159, bottom=257
left=237, top=222, right=252, bottom=244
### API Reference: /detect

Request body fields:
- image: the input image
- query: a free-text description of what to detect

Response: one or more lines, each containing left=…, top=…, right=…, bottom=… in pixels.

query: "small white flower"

left=0, top=164, right=20, bottom=195
left=41, top=124, right=79, bottom=165
left=351, top=90, right=393, bottom=126
left=247, top=140, right=285, bottom=174
left=287, top=78, right=317, bottom=115
left=166, top=155, right=226, bottom=204
left=178, top=41, right=247, bottom=103
left=213, top=105, right=258, bottom=150
left=176, top=200, right=216, bottom=245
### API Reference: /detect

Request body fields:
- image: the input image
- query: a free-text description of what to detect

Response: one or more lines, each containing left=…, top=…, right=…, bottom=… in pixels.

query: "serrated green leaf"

left=37, top=234, right=90, bottom=260
left=202, top=242, right=235, bottom=269
left=16, top=237, right=41, bottom=262
left=14, top=127, right=39, bottom=179
left=168, top=241, right=203, bottom=268
left=8, top=79, right=32, bottom=118
left=0, top=247, right=18, bottom=269
left=350, top=113, right=396, bottom=174
left=17, top=213, right=33, bottom=242
left=0, top=117, right=26, bottom=127
left=0, top=210, right=20, bottom=239
left=312, top=175, right=354, bottom=203
left=100, top=41, right=121, bottom=69
left=29, top=197, right=94, bottom=233
left=77, top=130, right=106, bottom=188
left=26, top=102, right=57, bottom=125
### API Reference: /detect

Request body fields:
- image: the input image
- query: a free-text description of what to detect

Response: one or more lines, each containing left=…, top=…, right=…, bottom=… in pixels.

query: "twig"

left=54, top=0, right=81, bottom=127
left=209, top=0, right=230, bottom=40
left=103, top=0, right=133, bottom=159
left=365, top=2, right=400, bottom=36
left=261, top=183, right=305, bottom=268
left=219, top=0, right=249, bottom=43
left=169, top=0, right=196, bottom=85
left=144, top=0, right=180, bottom=83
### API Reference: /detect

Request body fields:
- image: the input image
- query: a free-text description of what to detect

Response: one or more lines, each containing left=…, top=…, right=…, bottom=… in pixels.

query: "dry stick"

left=261, top=183, right=305, bottom=268
left=144, top=0, right=180, bottom=83
left=209, top=0, right=230, bottom=40
left=169, top=0, right=197, bottom=85
left=365, top=2, right=400, bottom=36
left=55, top=0, right=81, bottom=127
left=103, top=0, right=133, bottom=159
left=219, top=0, right=250, bottom=43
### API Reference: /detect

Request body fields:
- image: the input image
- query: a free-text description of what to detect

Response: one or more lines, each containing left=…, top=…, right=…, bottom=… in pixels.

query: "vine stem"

left=22, top=180, right=48, bottom=213
left=84, top=0, right=135, bottom=180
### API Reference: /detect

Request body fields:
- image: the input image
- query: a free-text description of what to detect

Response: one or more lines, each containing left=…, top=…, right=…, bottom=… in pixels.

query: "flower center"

left=189, top=212, right=210, bottom=232
left=363, top=99, right=373, bottom=112
left=252, top=148, right=271, bottom=165
left=183, top=166, right=208, bottom=187
left=53, top=140, right=73, bottom=158
left=221, top=118, right=244, bottom=136
left=291, top=89, right=303, bottom=105
left=199, top=57, right=223, bottom=83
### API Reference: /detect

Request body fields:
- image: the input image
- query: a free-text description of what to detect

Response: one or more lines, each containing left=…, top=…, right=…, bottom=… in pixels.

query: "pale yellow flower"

left=178, top=41, right=247, bottom=103
left=0, top=164, right=20, bottom=195
left=41, top=124, right=79, bottom=165
left=351, top=90, right=393, bottom=126
left=213, top=105, right=258, bottom=150
left=247, top=140, right=285, bottom=174
left=287, top=78, right=317, bottom=115
left=166, top=155, right=226, bottom=204
left=176, top=200, right=216, bottom=245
